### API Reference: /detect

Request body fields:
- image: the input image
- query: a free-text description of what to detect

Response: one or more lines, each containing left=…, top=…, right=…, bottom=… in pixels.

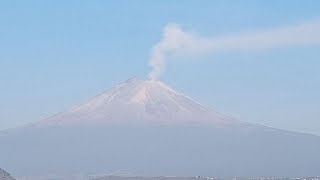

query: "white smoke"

left=148, top=19, right=320, bottom=80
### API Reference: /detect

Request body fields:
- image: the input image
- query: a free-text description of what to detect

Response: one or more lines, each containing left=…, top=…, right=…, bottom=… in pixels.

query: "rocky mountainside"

left=0, top=169, right=15, bottom=180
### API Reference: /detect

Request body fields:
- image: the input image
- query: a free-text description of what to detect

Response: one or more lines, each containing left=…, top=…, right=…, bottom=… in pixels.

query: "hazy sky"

left=1, top=1, right=320, bottom=135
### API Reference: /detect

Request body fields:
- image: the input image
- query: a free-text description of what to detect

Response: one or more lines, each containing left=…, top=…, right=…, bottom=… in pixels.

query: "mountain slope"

left=1, top=78, right=320, bottom=178
left=0, top=169, right=15, bottom=180
left=26, top=78, right=240, bottom=128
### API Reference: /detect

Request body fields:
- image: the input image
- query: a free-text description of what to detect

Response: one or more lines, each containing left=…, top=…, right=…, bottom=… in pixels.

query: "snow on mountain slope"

left=27, top=78, right=240, bottom=128
left=0, top=169, right=15, bottom=180
left=2, top=78, right=320, bottom=177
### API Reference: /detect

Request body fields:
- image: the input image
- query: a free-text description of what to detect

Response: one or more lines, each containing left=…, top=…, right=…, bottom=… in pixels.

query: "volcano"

left=0, top=78, right=319, bottom=178
left=25, top=78, right=240, bottom=128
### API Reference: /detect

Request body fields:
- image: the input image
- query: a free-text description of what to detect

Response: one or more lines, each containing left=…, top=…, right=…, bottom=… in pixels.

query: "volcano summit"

left=26, top=78, right=239, bottom=128
left=1, top=78, right=319, bottom=177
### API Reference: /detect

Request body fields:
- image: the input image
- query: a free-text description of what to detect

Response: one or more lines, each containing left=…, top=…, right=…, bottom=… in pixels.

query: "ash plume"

left=148, top=19, right=320, bottom=80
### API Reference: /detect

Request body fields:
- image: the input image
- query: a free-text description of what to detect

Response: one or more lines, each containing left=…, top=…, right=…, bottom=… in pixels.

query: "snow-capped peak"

left=28, top=77, right=240, bottom=128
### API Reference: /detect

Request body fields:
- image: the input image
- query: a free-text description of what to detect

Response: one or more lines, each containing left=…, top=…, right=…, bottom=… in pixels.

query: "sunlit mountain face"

left=23, top=78, right=240, bottom=128
left=1, top=78, right=320, bottom=178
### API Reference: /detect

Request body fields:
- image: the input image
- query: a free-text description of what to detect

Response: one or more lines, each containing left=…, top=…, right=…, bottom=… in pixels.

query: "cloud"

left=148, top=19, right=320, bottom=80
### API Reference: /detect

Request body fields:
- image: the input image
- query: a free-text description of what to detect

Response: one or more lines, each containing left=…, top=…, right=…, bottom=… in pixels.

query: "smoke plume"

left=148, top=20, right=320, bottom=80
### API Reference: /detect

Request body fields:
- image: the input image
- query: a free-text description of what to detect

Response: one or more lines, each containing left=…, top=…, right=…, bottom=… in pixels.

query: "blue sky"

left=1, top=1, right=320, bottom=135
